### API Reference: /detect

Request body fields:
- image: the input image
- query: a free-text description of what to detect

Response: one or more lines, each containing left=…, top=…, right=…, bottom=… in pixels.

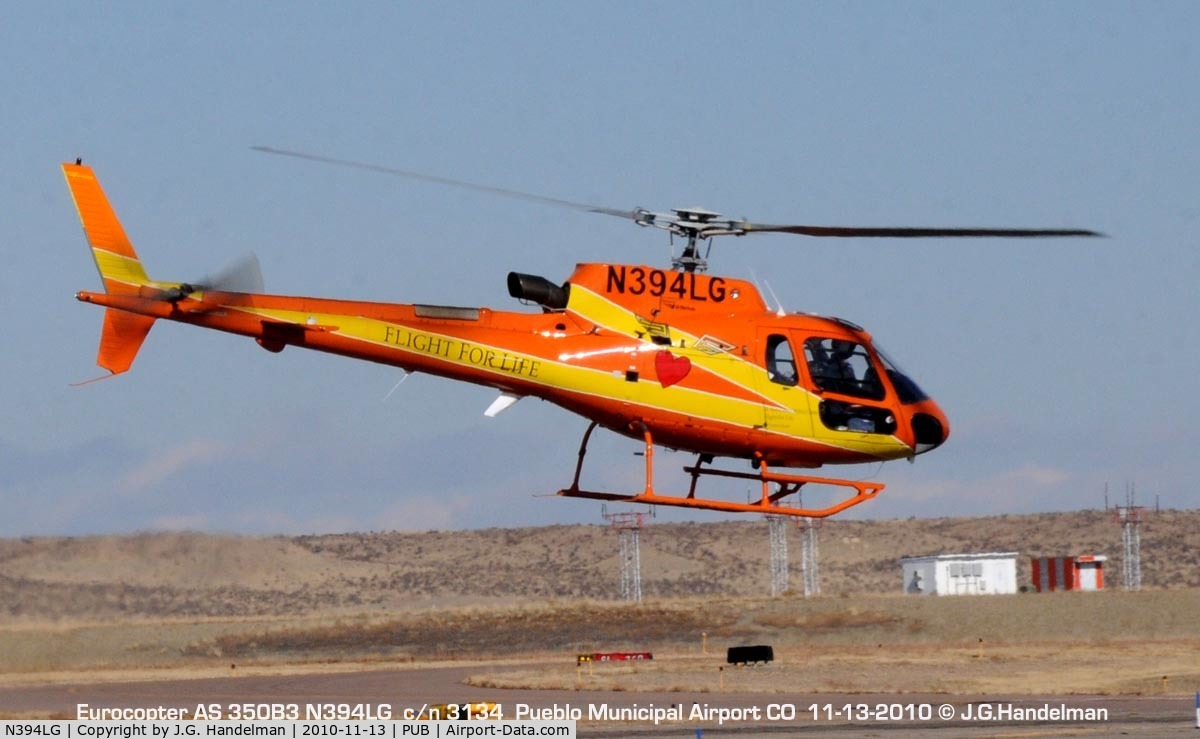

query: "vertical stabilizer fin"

left=97, top=309, right=156, bottom=375
left=64, top=161, right=157, bottom=378
left=62, top=162, right=150, bottom=294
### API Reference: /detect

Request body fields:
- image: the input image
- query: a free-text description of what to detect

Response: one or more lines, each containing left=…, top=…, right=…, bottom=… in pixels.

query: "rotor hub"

left=633, top=207, right=749, bottom=272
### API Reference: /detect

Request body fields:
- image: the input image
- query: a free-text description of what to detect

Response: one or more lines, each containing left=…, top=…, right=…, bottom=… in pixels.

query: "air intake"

left=507, top=272, right=569, bottom=310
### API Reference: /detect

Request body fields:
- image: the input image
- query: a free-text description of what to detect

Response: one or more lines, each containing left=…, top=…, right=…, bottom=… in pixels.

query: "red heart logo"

left=654, top=350, right=692, bottom=388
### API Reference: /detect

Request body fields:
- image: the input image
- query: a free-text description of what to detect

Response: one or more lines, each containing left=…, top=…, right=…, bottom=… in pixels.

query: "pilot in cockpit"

left=830, top=340, right=858, bottom=382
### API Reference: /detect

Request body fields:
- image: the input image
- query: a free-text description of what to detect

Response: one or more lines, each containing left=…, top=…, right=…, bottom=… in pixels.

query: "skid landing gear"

left=557, top=421, right=883, bottom=518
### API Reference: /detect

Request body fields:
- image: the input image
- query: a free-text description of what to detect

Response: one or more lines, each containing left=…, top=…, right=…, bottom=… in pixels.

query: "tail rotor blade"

left=199, top=253, right=264, bottom=294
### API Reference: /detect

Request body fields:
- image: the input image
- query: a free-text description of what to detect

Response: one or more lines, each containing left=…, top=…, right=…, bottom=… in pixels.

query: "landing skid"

left=557, top=421, right=883, bottom=518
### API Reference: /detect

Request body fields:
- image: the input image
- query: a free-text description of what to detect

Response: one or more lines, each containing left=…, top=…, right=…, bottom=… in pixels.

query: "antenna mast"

left=767, top=515, right=789, bottom=596
left=602, top=505, right=651, bottom=602
left=799, top=517, right=822, bottom=597
left=1112, top=483, right=1145, bottom=591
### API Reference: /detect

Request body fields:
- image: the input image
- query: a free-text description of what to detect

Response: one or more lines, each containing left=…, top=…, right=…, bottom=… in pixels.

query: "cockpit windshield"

left=803, top=338, right=885, bottom=401
left=873, top=343, right=929, bottom=404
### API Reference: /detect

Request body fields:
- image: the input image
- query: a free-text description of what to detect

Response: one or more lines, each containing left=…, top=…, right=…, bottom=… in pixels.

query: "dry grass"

left=4, top=590, right=1197, bottom=698
left=180, top=600, right=738, bottom=661
left=753, top=608, right=904, bottom=631
left=467, top=640, right=1200, bottom=696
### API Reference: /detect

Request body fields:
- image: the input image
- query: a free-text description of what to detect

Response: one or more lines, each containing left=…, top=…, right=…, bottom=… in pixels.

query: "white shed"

left=900, top=552, right=1019, bottom=596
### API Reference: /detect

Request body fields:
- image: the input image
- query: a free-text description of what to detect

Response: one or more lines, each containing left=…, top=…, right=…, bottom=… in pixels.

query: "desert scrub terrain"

left=2, top=510, right=1198, bottom=623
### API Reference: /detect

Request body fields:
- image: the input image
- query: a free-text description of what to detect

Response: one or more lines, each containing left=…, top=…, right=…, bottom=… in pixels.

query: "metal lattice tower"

left=768, top=515, right=789, bottom=596
left=619, top=528, right=642, bottom=601
left=1113, top=496, right=1144, bottom=591
left=799, top=517, right=821, bottom=597
left=603, top=506, right=649, bottom=602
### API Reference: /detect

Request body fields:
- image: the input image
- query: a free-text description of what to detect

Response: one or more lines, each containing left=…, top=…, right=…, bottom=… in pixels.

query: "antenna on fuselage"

left=748, top=267, right=786, bottom=316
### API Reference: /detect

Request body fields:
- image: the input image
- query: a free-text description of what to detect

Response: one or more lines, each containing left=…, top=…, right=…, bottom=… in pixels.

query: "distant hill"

left=2, top=509, right=1197, bottom=620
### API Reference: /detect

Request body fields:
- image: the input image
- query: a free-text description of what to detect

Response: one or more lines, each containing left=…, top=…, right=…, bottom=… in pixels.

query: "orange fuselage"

left=77, top=261, right=949, bottom=468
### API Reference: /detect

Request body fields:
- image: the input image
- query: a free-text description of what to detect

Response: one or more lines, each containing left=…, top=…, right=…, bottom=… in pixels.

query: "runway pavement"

left=1, top=665, right=1195, bottom=737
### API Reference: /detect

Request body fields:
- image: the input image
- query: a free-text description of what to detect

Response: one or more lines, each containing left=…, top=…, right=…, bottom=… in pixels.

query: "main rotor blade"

left=252, top=146, right=637, bottom=221
left=743, top=224, right=1104, bottom=238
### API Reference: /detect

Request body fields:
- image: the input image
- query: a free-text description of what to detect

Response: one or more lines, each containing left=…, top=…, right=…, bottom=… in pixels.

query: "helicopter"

left=63, top=152, right=1099, bottom=519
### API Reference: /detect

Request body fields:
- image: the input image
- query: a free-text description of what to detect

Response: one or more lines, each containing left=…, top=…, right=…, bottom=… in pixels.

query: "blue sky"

left=2, top=3, right=1196, bottom=535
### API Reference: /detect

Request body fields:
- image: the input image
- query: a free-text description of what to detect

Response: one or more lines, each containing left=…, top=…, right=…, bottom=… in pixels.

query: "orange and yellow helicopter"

left=64, top=151, right=1098, bottom=519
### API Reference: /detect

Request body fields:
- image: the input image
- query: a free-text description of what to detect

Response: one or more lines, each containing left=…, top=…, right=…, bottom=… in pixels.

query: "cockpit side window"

left=804, top=337, right=886, bottom=400
left=765, top=334, right=798, bottom=386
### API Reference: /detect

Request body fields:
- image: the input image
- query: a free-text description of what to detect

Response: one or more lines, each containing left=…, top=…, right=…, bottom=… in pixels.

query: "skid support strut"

left=557, top=421, right=883, bottom=518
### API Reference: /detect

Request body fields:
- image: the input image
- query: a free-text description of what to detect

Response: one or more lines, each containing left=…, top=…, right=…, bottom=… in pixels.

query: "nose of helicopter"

left=909, top=401, right=950, bottom=455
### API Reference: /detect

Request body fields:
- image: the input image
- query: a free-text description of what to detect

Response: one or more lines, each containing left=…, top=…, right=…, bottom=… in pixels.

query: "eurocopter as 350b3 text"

left=64, top=151, right=1099, bottom=519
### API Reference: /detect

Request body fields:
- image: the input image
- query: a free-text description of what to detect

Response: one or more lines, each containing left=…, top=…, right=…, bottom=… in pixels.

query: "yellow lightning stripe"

left=222, top=305, right=776, bottom=435
left=230, top=306, right=548, bottom=381
left=566, top=285, right=785, bottom=405
left=567, top=285, right=910, bottom=458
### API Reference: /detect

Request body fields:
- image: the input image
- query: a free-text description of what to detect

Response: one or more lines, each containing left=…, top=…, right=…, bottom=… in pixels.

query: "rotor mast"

left=633, top=206, right=748, bottom=273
